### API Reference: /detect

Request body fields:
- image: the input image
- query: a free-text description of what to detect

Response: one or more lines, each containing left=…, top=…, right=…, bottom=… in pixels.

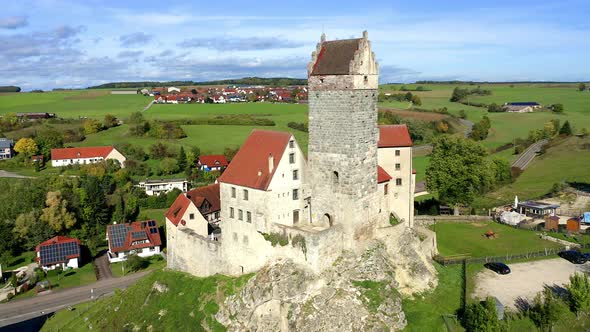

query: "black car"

left=558, top=250, right=588, bottom=264
left=484, top=262, right=511, bottom=275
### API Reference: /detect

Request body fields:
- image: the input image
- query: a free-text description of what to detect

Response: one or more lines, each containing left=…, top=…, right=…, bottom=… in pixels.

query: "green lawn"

left=45, top=263, right=97, bottom=290
left=137, top=208, right=167, bottom=227
left=431, top=221, right=562, bottom=257
left=4, top=251, right=36, bottom=270
left=403, top=264, right=464, bottom=332
left=110, top=255, right=166, bottom=278
left=413, top=156, right=430, bottom=182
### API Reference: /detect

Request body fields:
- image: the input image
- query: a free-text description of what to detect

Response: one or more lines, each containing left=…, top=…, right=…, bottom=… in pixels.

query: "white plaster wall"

left=378, top=146, right=414, bottom=227
left=179, top=202, right=209, bottom=237
left=106, top=148, right=127, bottom=168
left=66, top=258, right=79, bottom=269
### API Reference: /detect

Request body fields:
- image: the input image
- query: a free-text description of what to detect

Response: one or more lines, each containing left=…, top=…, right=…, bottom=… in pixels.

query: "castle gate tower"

left=307, top=31, right=380, bottom=233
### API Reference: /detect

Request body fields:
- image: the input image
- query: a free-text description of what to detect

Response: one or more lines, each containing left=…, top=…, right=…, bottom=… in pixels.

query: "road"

left=511, top=139, right=548, bottom=170
left=0, top=170, right=32, bottom=178
left=0, top=271, right=149, bottom=328
left=458, top=118, right=474, bottom=137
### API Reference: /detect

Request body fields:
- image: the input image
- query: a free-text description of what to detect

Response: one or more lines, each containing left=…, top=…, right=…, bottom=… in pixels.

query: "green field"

left=475, top=136, right=590, bottom=207
left=0, top=90, right=149, bottom=119
left=412, top=156, right=430, bottom=182
left=431, top=221, right=562, bottom=257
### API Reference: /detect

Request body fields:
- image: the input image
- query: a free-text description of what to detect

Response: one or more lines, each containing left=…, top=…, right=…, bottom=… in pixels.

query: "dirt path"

left=94, top=252, right=112, bottom=280
left=473, top=258, right=590, bottom=309
left=0, top=170, right=32, bottom=178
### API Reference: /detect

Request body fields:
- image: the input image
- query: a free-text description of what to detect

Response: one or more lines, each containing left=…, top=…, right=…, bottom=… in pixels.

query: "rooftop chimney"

left=268, top=153, right=274, bottom=173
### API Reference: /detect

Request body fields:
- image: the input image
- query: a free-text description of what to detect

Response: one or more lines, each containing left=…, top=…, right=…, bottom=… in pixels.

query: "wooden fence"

left=433, top=246, right=573, bottom=266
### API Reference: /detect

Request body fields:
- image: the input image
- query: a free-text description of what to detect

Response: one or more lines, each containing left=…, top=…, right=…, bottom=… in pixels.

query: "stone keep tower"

left=307, top=31, right=380, bottom=234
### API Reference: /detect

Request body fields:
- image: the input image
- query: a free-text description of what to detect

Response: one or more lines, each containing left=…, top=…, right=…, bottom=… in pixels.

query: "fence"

left=433, top=246, right=572, bottom=266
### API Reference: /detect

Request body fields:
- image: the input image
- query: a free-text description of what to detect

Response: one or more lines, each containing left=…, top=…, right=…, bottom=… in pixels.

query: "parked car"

left=484, top=262, right=511, bottom=274
left=581, top=252, right=590, bottom=260
left=558, top=250, right=587, bottom=264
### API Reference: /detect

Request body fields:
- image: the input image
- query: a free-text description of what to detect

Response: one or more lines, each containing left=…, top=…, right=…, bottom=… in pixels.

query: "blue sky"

left=1, top=0, right=589, bottom=90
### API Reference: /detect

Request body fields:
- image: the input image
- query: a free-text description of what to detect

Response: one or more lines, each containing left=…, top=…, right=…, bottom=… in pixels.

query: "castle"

left=165, top=31, right=416, bottom=276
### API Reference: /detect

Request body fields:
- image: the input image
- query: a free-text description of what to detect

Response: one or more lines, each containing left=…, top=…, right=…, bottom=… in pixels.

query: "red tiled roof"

left=36, top=236, right=80, bottom=252
left=107, top=221, right=161, bottom=253
left=166, top=194, right=191, bottom=226
left=36, top=236, right=81, bottom=266
left=199, top=155, right=228, bottom=168
left=377, top=166, right=392, bottom=183
left=218, top=129, right=292, bottom=190
left=378, top=125, right=413, bottom=148
left=166, top=183, right=221, bottom=227
left=51, top=146, right=114, bottom=160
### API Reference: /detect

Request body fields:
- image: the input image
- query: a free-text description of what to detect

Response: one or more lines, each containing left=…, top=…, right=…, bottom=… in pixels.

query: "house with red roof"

left=377, top=124, right=415, bottom=224
left=106, top=220, right=162, bottom=263
left=36, top=236, right=81, bottom=271
left=198, top=155, right=229, bottom=172
left=51, top=146, right=126, bottom=168
left=166, top=183, right=221, bottom=246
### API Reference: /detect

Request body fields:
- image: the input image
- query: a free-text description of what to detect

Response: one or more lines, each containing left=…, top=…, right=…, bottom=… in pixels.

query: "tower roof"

left=378, top=125, right=413, bottom=147
left=311, top=38, right=362, bottom=75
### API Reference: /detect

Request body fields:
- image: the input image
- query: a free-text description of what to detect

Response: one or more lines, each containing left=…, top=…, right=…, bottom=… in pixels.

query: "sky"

left=1, top=0, right=589, bottom=90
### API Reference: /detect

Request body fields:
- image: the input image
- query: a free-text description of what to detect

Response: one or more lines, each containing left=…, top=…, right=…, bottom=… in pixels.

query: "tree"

left=103, top=114, right=118, bottom=128
left=411, top=94, right=422, bottom=106
left=35, top=128, right=64, bottom=157
left=490, top=158, right=511, bottom=185
left=126, top=254, right=147, bottom=272
left=470, top=117, right=491, bottom=141
left=578, top=83, right=586, bottom=92
left=14, top=210, right=54, bottom=250
left=559, top=120, right=573, bottom=136
left=566, top=273, right=590, bottom=314
left=426, top=136, right=494, bottom=207
left=149, top=142, right=171, bottom=159
left=83, top=119, right=103, bottom=135
left=459, top=110, right=467, bottom=119
left=529, top=287, right=569, bottom=331
left=40, top=191, right=76, bottom=232
left=551, top=103, right=564, bottom=113
left=14, top=138, right=38, bottom=157
left=450, top=87, right=468, bottom=102
left=223, top=146, right=239, bottom=161
left=463, top=297, right=500, bottom=332
left=487, top=103, right=503, bottom=113
left=160, top=158, right=179, bottom=175
left=404, top=92, right=413, bottom=102
left=177, top=146, right=187, bottom=172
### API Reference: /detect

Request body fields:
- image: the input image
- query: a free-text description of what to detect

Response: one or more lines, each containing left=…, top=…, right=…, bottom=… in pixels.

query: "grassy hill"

left=41, top=269, right=253, bottom=332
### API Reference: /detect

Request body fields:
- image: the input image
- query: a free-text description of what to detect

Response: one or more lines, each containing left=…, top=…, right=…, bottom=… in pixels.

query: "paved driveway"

left=473, top=258, right=590, bottom=309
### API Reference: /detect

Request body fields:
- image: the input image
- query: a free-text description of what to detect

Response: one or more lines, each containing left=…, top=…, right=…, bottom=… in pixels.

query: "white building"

left=106, top=221, right=162, bottom=263
left=36, top=236, right=81, bottom=271
left=138, top=178, right=188, bottom=196
left=0, top=138, right=14, bottom=159
left=51, top=146, right=126, bottom=168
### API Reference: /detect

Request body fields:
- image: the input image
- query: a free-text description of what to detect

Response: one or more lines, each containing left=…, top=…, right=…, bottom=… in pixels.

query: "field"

left=0, top=90, right=149, bottom=119
left=475, top=136, right=590, bottom=207
left=431, top=221, right=562, bottom=257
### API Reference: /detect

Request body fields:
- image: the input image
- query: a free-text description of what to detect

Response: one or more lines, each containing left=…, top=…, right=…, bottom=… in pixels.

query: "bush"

left=262, top=232, right=288, bottom=246
left=126, top=254, right=148, bottom=272
left=528, top=287, right=570, bottom=330
left=566, top=273, right=590, bottom=314
left=462, top=297, right=500, bottom=332
left=287, top=122, right=308, bottom=132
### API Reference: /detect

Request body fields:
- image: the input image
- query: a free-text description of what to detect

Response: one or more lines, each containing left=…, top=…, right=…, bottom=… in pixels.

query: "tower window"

left=289, top=140, right=294, bottom=148
left=230, top=207, right=234, bottom=218
left=247, top=211, right=252, bottom=223
left=289, top=153, right=295, bottom=164
left=364, top=75, right=368, bottom=82
left=293, top=189, right=299, bottom=200
left=293, top=169, right=299, bottom=180
left=332, top=171, right=339, bottom=193
left=396, top=178, right=402, bottom=186
left=395, top=163, right=401, bottom=170
left=238, top=209, right=243, bottom=221
left=384, top=184, right=389, bottom=195
left=231, top=187, right=236, bottom=198
left=243, top=189, right=249, bottom=201
left=395, top=150, right=400, bottom=156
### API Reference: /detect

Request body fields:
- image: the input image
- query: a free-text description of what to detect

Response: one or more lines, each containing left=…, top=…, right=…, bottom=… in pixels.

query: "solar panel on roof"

left=132, top=231, right=145, bottom=239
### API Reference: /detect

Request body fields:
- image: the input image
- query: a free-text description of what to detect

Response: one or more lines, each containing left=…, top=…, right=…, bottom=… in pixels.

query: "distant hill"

left=87, top=77, right=307, bottom=89
left=0, top=86, right=21, bottom=93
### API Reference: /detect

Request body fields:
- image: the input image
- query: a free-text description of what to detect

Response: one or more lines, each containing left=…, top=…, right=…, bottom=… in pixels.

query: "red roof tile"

left=36, top=236, right=81, bottom=266
left=51, top=146, right=114, bottom=160
left=107, top=221, right=161, bottom=253
left=199, top=155, right=229, bottom=168
left=218, top=129, right=292, bottom=190
left=378, top=125, right=413, bottom=148
left=377, top=166, right=392, bottom=183
left=166, top=183, right=221, bottom=227
left=166, top=195, right=191, bottom=226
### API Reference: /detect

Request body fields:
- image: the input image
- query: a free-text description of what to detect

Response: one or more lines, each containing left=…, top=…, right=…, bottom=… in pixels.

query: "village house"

left=198, top=154, right=229, bottom=171
left=16, top=112, right=55, bottom=121
left=166, top=183, right=222, bottom=240
left=503, top=102, right=541, bottom=113
left=106, top=220, right=162, bottom=263
left=0, top=138, right=14, bottom=159
left=36, top=236, right=81, bottom=271
left=138, top=178, right=188, bottom=196
left=51, top=146, right=126, bottom=168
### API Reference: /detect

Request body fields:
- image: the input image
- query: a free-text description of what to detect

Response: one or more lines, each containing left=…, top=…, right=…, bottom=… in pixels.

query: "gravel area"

left=473, top=258, right=590, bottom=309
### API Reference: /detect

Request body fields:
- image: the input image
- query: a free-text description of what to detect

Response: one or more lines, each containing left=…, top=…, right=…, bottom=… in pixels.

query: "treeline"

left=87, top=77, right=307, bottom=89
left=88, top=81, right=194, bottom=89
left=378, top=92, right=422, bottom=105
left=0, top=86, right=21, bottom=93
left=377, top=110, right=455, bottom=143
left=469, top=116, right=491, bottom=141
left=449, top=86, right=492, bottom=102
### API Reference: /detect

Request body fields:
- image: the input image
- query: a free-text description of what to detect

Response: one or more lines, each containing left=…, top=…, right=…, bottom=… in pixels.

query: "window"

left=395, top=150, right=400, bottom=156
left=293, top=170, right=299, bottom=180
left=246, top=211, right=252, bottom=223
left=293, top=210, right=300, bottom=223
left=231, top=187, right=236, bottom=198
left=215, top=212, right=220, bottom=219
left=238, top=209, right=243, bottom=221
left=384, top=183, right=389, bottom=195
left=289, top=140, right=294, bottom=148
left=243, top=189, right=249, bottom=201
left=395, top=163, right=401, bottom=171
left=189, top=213, right=195, bottom=220
left=396, top=178, right=402, bottom=186
left=289, top=153, right=295, bottom=164
left=230, top=207, right=234, bottom=218
left=293, top=189, right=299, bottom=200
